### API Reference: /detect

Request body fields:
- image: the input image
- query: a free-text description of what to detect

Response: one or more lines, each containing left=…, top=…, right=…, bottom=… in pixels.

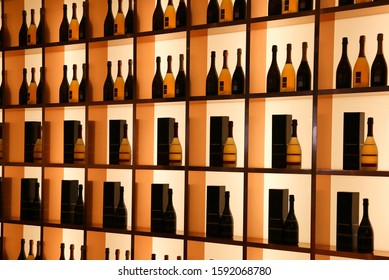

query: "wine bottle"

left=119, top=124, right=132, bottom=165
left=268, top=0, right=282, bottom=16
left=353, top=35, right=370, bottom=88
left=219, top=191, right=234, bottom=239
left=19, top=10, right=28, bottom=47
left=125, top=0, right=134, bottom=34
left=283, top=195, right=299, bottom=245
left=125, top=250, right=130, bottom=260
left=105, top=248, right=110, bottom=260
left=80, top=245, right=86, bottom=260
left=115, top=249, right=120, bottom=260
left=164, top=0, right=176, bottom=29
left=296, top=42, right=311, bottom=91
left=79, top=1, right=87, bottom=40
left=176, top=0, right=187, bottom=28
left=163, top=188, right=177, bottom=233
left=151, top=253, right=156, bottom=260
left=220, top=0, right=233, bottom=22
left=114, top=60, right=125, bottom=100
left=27, top=67, right=37, bottom=105
left=223, top=121, right=237, bottom=167
left=59, top=65, right=69, bottom=103
left=164, top=255, right=169, bottom=260
left=218, top=50, right=232, bottom=95
left=336, top=37, right=352, bottom=88
left=357, top=198, right=374, bottom=253
left=69, top=244, right=75, bottom=260
left=232, top=48, right=245, bottom=94
left=33, top=125, right=43, bottom=163
left=124, top=59, right=134, bottom=100
left=104, top=61, right=114, bottom=101
left=37, top=67, right=44, bottom=104
left=74, top=184, right=84, bottom=225
left=152, top=57, right=163, bottom=99
left=18, top=239, right=27, bottom=260
left=153, top=0, right=164, bottom=31
left=282, top=0, right=298, bottom=14
left=69, top=3, right=79, bottom=41
left=371, top=33, right=387, bottom=87
left=233, top=0, right=246, bottom=20
left=59, top=4, right=69, bottom=42
left=206, top=51, right=219, bottom=96
left=36, top=8, right=44, bottom=45
left=267, top=45, right=281, bottom=93
left=298, top=0, right=313, bottom=11
left=104, top=0, right=115, bottom=36
left=207, top=0, right=220, bottom=24
left=114, top=0, right=125, bottom=35
left=27, top=240, right=35, bottom=260
left=361, top=117, right=378, bottom=171
left=163, top=55, right=175, bottom=98
left=74, top=124, right=85, bottom=164
left=59, top=243, right=66, bottom=260
left=69, top=64, right=79, bottom=103
left=79, top=63, right=87, bottom=102
left=27, top=9, right=37, bottom=45
left=169, top=122, right=182, bottom=166
left=35, top=241, right=42, bottom=260
left=115, top=186, right=128, bottom=229
left=339, top=0, right=354, bottom=5
left=31, top=182, right=41, bottom=221
left=286, top=119, right=302, bottom=169
left=175, top=54, right=186, bottom=97
left=19, top=68, right=29, bottom=105
left=280, top=43, right=296, bottom=92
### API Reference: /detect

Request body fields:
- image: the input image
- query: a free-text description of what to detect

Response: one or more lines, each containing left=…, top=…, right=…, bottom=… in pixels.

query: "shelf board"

left=134, top=228, right=185, bottom=240
left=247, top=237, right=311, bottom=254
left=317, top=169, right=389, bottom=177
left=188, top=166, right=245, bottom=173
left=321, top=0, right=389, bottom=19
left=249, top=90, right=314, bottom=99
left=315, top=244, right=389, bottom=260
left=45, top=102, right=87, bottom=108
left=248, top=167, right=312, bottom=175
left=136, top=97, right=186, bottom=104
left=251, top=10, right=316, bottom=28
left=190, top=94, right=245, bottom=102
left=188, top=231, right=243, bottom=245
left=88, top=164, right=133, bottom=170
left=136, top=165, right=185, bottom=171
left=318, top=86, right=389, bottom=96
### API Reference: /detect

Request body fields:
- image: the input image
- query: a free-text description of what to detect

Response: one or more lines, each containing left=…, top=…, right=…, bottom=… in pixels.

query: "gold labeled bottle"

left=163, top=55, right=175, bottom=98
left=223, top=121, right=237, bottom=167
left=27, top=67, right=37, bottom=105
left=27, top=240, right=35, bottom=260
left=286, top=119, right=302, bottom=169
left=361, top=117, right=378, bottom=171
left=114, top=60, right=125, bottom=100
left=114, top=0, right=125, bottom=35
left=74, top=124, right=85, bottom=164
left=220, top=0, right=233, bottom=22
left=282, top=0, right=298, bottom=14
left=353, top=35, right=370, bottom=88
left=164, top=0, right=176, bottom=29
left=69, top=64, right=79, bottom=103
left=218, top=50, right=232, bottom=95
left=27, top=9, right=37, bottom=45
left=33, top=125, right=43, bottom=163
left=169, top=122, right=182, bottom=166
left=69, top=3, right=79, bottom=41
left=280, top=43, right=296, bottom=92
left=119, top=123, right=131, bottom=165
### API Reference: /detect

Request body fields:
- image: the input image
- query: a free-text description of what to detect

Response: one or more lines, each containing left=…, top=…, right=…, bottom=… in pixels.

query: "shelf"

left=315, top=244, right=389, bottom=260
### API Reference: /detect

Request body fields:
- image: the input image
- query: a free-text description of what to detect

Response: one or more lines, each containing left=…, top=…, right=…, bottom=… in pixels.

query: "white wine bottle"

left=163, top=55, right=175, bottom=98
left=220, top=0, right=233, bottom=22
left=114, top=60, right=125, bottom=100
left=114, top=0, right=125, bottom=35
left=353, top=35, right=370, bottom=88
left=69, top=3, right=79, bottom=41
left=280, top=43, right=296, bottom=92
left=218, top=50, right=232, bottom=95
left=119, top=123, right=131, bottom=165
left=33, top=124, right=43, bottom=163
left=223, top=121, right=237, bottom=167
left=27, top=9, right=37, bottom=45
left=282, top=0, right=298, bottom=14
left=361, top=117, right=378, bottom=171
left=164, top=0, right=176, bottom=29
left=69, top=64, right=79, bottom=103
left=27, top=67, right=37, bottom=105
left=74, top=124, right=85, bottom=164
left=169, top=122, right=182, bottom=166
left=27, top=240, right=35, bottom=260
left=286, top=119, right=302, bottom=169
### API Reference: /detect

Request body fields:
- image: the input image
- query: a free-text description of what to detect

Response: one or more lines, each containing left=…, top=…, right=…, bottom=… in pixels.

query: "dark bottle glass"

left=219, top=191, right=233, bottom=239
left=206, top=51, right=218, bottom=96
left=37, top=67, right=44, bottom=104
left=124, top=59, right=134, bottom=100
left=19, top=68, right=29, bottom=105
left=125, top=0, right=134, bottom=34
left=232, top=48, right=245, bottom=94
left=104, top=0, right=115, bottom=36
left=0, top=26, right=2, bottom=48
left=176, top=0, right=187, bottom=28
left=36, top=8, right=44, bottom=44
left=59, top=65, right=69, bottom=103
left=163, top=188, right=177, bottom=233
left=296, top=42, right=311, bottom=91
left=69, top=244, right=75, bottom=260
left=80, top=245, right=86, bottom=260
left=79, top=63, right=87, bottom=102
left=357, top=198, right=374, bottom=253
left=18, top=238, right=27, bottom=260
left=268, top=0, right=282, bottom=16
left=115, top=186, right=128, bottom=229
left=74, top=184, right=84, bottom=225
left=267, top=45, right=281, bottom=93
left=175, top=54, right=186, bottom=97
left=125, top=250, right=130, bottom=260
left=19, top=10, right=28, bottom=46
left=151, top=253, right=156, bottom=260
left=339, top=0, right=354, bottom=6
left=104, top=61, right=114, bottom=101
left=79, top=1, right=87, bottom=40
left=152, top=57, right=163, bottom=99
left=31, top=182, right=41, bottom=221
left=371, top=33, right=387, bottom=87
left=115, top=249, right=120, bottom=260
left=336, top=37, right=352, bottom=89
left=35, top=240, right=42, bottom=260
left=105, top=248, right=110, bottom=260
left=59, top=243, right=66, bottom=260
left=207, top=0, right=220, bottom=24
left=283, top=194, right=299, bottom=245
left=0, top=71, right=3, bottom=105
left=153, top=0, right=164, bottom=31
left=233, top=0, right=246, bottom=20
left=59, top=4, right=69, bottom=42
left=298, top=0, right=313, bottom=11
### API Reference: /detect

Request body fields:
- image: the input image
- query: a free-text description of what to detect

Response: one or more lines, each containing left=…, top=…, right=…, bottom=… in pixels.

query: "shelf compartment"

left=315, top=244, right=389, bottom=260
left=2, top=224, right=40, bottom=260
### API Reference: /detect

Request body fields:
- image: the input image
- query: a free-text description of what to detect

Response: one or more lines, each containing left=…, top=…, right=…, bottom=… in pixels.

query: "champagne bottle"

left=19, top=68, right=29, bottom=105
left=207, top=0, right=220, bottom=24
left=223, top=121, right=237, bottom=167
left=232, top=48, right=245, bottom=94
left=125, top=250, right=130, bottom=260
left=286, top=119, right=302, bottom=169
left=115, top=186, right=128, bottom=229
left=280, top=43, right=296, bottom=92
left=35, top=241, right=42, bottom=260
left=176, top=0, right=187, bottom=28
left=163, top=55, right=175, bottom=98
left=36, top=8, right=44, bottom=45
left=119, top=123, right=132, bottom=165
left=220, top=0, right=233, bottom=22
left=115, top=249, right=120, bottom=260
left=233, top=0, right=246, bottom=20
left=80, top=245, right=86, bottom=260
left=104, top=61, right=114, bottom=101
left=218, top=50, right=232, bottom=95
left=27, top=9, right=37, bottom=45
left=125, top=0, right=134, bottom=34
left=153, top=0, right=164, bottom=31
left=336, top=37, right=352, bottom=88
left=59, top=243, right=66, bottom=260
left=282, top=0, right=298, bottom=14
left=219, top=191, right=234, bottom=239
left=114, top=0, right=125, bottom=35
left=357, top=198, right=374, bottom=253
left=19, top=10, right=28, bottom=46
left=164, top=0, right=176, bottom=29
left=353, top=35, right=370, bottom=88
left=175, top=54, right=186, bottom=97
left=79, top=1, right=87, bottom=40
left=59, top=65, right=69, bottom=103
left=361, top=117, right=378, bottom=171
left=283, top=194, right=299, bottom=245
left=79, top=63, right=87, bottom=102
left=151, top=253, right=156, bottom=260
left=169, top=122, right=182, bottom=166
left=114, top=60, right=125, bottom=100
left=74, top=184, right=84, bottom=225
left=74, top=124, right=85, bottom=164
left=69, top=64, right=79, bottom=103
left=69, top=244, right=75, bottom=260
left=31, top=182, right=41, bottom=221
left=27, top=240, right=35, bottom=260
left=69, top=3, right=79, bottom=41
left=124, top=59, right=134, bottom=100
left=298, top=0, right=313, bottom=11
left=27, top=67, right=37, bottom=104
left=268, top=0, right=282, bottom=16
left=296, top=42, right=311, bottom=91
left=104, top=0, right=115, bottom=36
left=37, top=67, right=44, bottom=104
left=371, top=33, right=387, bottom=87
left=152, top=57, right=163, bottom=99
left=163, top=188, right=177, bottom=233
left=206, top=51, right=219, bottom=96
left=59, top=4, right=69, bottom=42
left=267, top=45, right=281, bottom=93
left=18, top=238, right=27, bottom=260
left=164, top=255, right=169, bottom=260
left=339, top=0, right=354, bottom=5
left=105, top=248, right=110, bottom=260
left=33, top=125, right=43, bottom=163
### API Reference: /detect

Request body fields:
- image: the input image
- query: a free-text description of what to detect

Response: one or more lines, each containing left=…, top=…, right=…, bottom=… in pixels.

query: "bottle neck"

left=117, top=61, right=123, bottom=77
left=174, top=123, right=179, bottom=138
left=341, top=38, right=348, bottom=58
left=115, top=249, right=120, bottom=260
left=118, top=0, right=123, bottom=13
left=179, top=55, right=185, bottom=72
left=107, top=62, right=112, bottom=76
left=78, top=185, right=83, bottom=199
left=34, top=183, right=40, bottom=200
left=119, top=187, right=124, bottom=203
left=367, top=118, right=374, bottom=137
left=168, top=0, right=173, bottom=5
left=222, top=51, right=229, bottom=69
left=377, top=34, right=384, bottom=55
left=289, top=195, right=295, bottom=213
left=211, top=52, right=216, bottom=69
left=105, top=248, right=110, bottom=260
left=63, top=66, right=68, bottom=79
left=36, top=241, right=41, bottom=258
left=108, top=0, right=113, bottom=12
left=128, top=0, right=133, bottom=11
left=39, top=67, right=44, bottom=83
left=78, top=125, right=83, bottom=139
left=228, top=121, right=233, bottom=138
left=60, top=244, right=65, bottom=260
left=69, top=245, right=75, bottom=260
left=63, top=5, right=67, bottom=18
left=72, top=65, right=78, bottom=81
left=125, top=250, right=130, bottom=260
left=167, top=56, right=173, bottom=73
left=37, top=125, right=42, bottom=139
left=31, top=10, right=36, bottom=25
left=224, top=192, right=230, bottom=209
left=23, top=69, right=27, bottom=81
left=123, top=124, right=128, bottom=139
left=286, top=44, right=292, bottom=64
left=72, top=4, right=77, bottom=19
left=128, top=59, right=133, bottom=76
left=271, top=46, right=278, bottom=64
left=82, top=64, right=86, bottom=79
left=363, top=199, right=369, bottom=219
left=31, top=68, right=36, bottom=83
left=359, top=36, right=366, bottom=58
left=29, top=240, right=34, bottom=255
left=291, top=120, right=298, bottom=137
left=301, top=42, right=308, bottom=62
left=237, top=49, right=242, bottom=68
left=156, top=57, right=161, bottom=73
left=168, top=189, right=173, bottom=206
left=22, top=11, right=27, bottom=24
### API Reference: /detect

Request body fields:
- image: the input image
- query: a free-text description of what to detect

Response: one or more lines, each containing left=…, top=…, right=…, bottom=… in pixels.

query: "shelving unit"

left=1, top=0, right=389, bottom=260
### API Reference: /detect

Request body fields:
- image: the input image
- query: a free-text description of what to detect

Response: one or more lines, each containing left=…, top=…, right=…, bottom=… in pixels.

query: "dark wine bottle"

left=152, top=57, right=163, bottom=99
left=31, top=182, right=41, bottom=221
left=357, top=198, right=374, bottom=253
left=153, top=0, right=164, bottom=31
left=105, top=248, right=110, bottom=260
left=115, top=249, right=120, bottom=260
left=79, top=1, right=87, bottom=40
left=267, top=45, right=281, bottom=93
left=232, top=48, right=245, bottom=94
left=339, top=0, right=354, bottom=5
left=207, top=0, right=220, bottom=24
left=36, top=8, right=44, bottom=45
left=18, top=238, right=27, bottom=260
left=336, top=37, right=352, bottom=89
left=35, top=240, right=42, bottom=260
left=268, top=0, right=282, bottom=16
left=37, top=68, right=44, bottom=104
left=296, top=42, right=311, bottom=91
left=175, top=54, right=186, bottom=97
left=206, top=51, right=219, bottom=96
left=176, top=0, right=187, bottom=28
left=104, top=61, right=114, bottom=101
left=371, top=33, right=387, bottom=87
left=74, top=184, right=84, bottom=225
left=59, top=243, right=66, bottom=260
left=219, top=191, right=233, bottom=239
left=163, top=188, right=177, bottom=233
left=79, top=63, right=87, bottom=102
left=59, top=65, right=69, bottom=103
left=125, top=250, right=130, bottom=260
left=80, top=245, right=86, bottom=260
left=115, top=186, right=128, bottom=229
left=19, top=68, right=29, bottom=105
left=59, top=4, right=69, bottom=42
left=125, top=0, right=134, bottom=34
left=298, top=0, right=313, bottom=11
left=19, top=10, right=28, bottom=46
left=124, top=59, right=134, bottom=100
left=233, top=0, right=246, bottom=20
left=69, top=244, right=75, bottom=260
left=283, top=194, right=299, bottom=245
left=104, top=0, right=115, bottom=36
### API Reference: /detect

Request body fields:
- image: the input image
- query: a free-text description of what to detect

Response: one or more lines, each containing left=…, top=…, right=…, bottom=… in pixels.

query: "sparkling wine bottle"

left=268, top=0, right=282, bottom=16
left=280, top=43, right=296, bottom=92
left=114, top=0, right=125, bottom=35
left=152, top=57, right=163, bottom=99
left=164, top=0, right=176, bottom=29
left=59, top=65, right=69, bottom=103
left=27, top=9, right=37, bottom=45
left=163, top=55, right=175, bottom=98
left=104, top=0, right=115, bottom=36
left=115, top=249, right=120, bottom=260
left=286, top=119, right=302, bottom=169
left=19, top=10, right=28, bottom=46
left=163, top=188, right=177, bottom=233
left=59, top=4, right=69, bottom=42
left=124, top=59, right=134, bottom=100
left=105, top=248, right=110, bottom=260
left=233, top=0, right=246, bottom=20
left=125, top=250, right=130, bottom=260
left=207, top=0, right=220, bottom=24
left=353, top=35, right=370, bottom=88
left=267, top=45, right=281, bottom=93
left=175, top=54, right=186, bottom=97
left=206, top=51, right=219, bottom=96
left=33, top=125, right=43, bottom=163
left=176, top=0, right=187, bottom=28
left=80, top=245, right=86, bottom=260
left=59, top=243, right=66, bottom=260
left=69, top=64, right=79, bottom=103
left=283, top=194, right=299, bottom=245
left=232, top=48, right=245, bottom=94
left=125, top=0, right=134, bottom=34
left=36, top=8, right=44, bottom=44
left=219, top=191, right=234, bottom=239
left=220, top=0, right=233, bottom=22
left=31, top=182, right=41, bottom=221
left=69, top=3, right=79, bottom=41
left=296, top=42, right=311, bottom=91
left=371, top=33, right=387, bottom=87
left=153, top=0, right=164, bottom=31
left=27, top=67, right=37, bottom=104
left=19, top=68, right=29, bottom=105
left=218, top=50, right=232, bottom=95
left=69, top=244, right=75, bottom=260
left=361, top=117, right=378, bottom=171
left=115, top=186, right=128, bottom=229
left=74, top=184, right=84, bottom=225
left=104, top=61, right=114, bottom=101
left=357, top=198, right=374, bottom=253
left=282, top=0, right=298, bottom=14
left=74, top=124, right=85, bottom=164
left=79, top=63, right=87, bottom=102
left=27, top=240, right=35, bottom=260
left=119, top=124, right=132, bottom=165
left=114, top=60, right=125, bottom=100
left=336, top=37, right=352, bottom=88
left=35, top=240, right=42, bottom=260
left=18, top=238, right=27, bottom=260
left=169, top=122, right=182, bottom=166
left=37, top=67, right=44, bottom=104
left=79, top=1, right=87, bottom=40
left=298, top=0, right=313, bottom=11
left=223, top=121, right=237, bottom=167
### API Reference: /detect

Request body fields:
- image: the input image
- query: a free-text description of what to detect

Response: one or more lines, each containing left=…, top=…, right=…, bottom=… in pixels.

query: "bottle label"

left=282, top=77, right=288, bottom=88
left=69, top=91, right=73, bottom=99
left=220, top=81, right=225, bottom=91
left=221, top=9, right=226, bottom=20
left=163, top=85, right=168, bottom=95
left=164, top=17, right=169, bottom=27
left=114, top=88, right=118, bottom=97
left=285, top=0, right=290, bottom=11
left=28, top=34, right=31, bottom=43
left=69, top=29, right=73, bottom=39
left=300, top=1, right=306, bottom=9
left=374, top=71, right=381, bottom=83
left=114, top=24, right=118, bottom=34
left=356, top=72, right=362, bottom=83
